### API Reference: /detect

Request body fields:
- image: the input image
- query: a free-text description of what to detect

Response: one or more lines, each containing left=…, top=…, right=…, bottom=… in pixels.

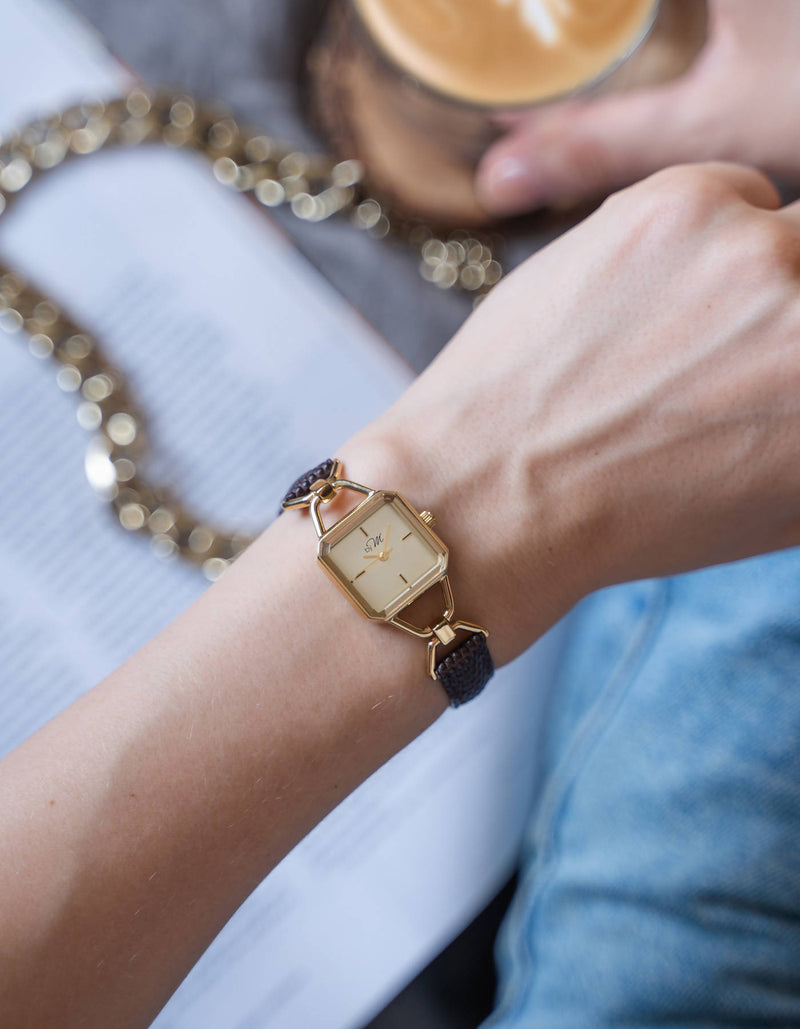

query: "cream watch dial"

left=319, top=492, right=448, bottom=620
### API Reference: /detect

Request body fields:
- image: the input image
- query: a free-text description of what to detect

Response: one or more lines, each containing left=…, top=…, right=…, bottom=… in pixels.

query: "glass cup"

left=305, top=0, right=708, bottom=227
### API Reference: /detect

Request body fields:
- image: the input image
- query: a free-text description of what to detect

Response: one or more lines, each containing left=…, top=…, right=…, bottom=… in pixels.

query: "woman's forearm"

left=0, top=429, right=573, bottom=1029
left=0, top=458, right=431, bottom=1026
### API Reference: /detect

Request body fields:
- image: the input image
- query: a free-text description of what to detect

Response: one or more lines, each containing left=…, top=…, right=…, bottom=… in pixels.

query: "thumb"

left=475, top=85, right=705, bottom=216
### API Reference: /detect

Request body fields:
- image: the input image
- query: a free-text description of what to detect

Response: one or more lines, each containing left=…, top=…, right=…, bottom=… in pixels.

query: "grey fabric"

left=66, top=0, right=566, bottom=372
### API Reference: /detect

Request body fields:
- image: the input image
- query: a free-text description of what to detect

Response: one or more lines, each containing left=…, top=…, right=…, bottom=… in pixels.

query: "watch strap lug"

left=280, top=458, right=341, bottom=512
left=393, top=573, right=493, bottom=703
left=309, top=478, right=374, bottom=538
left=391, top=575, right=454, bottom=639
left=279, top=458, right=375, bottom=537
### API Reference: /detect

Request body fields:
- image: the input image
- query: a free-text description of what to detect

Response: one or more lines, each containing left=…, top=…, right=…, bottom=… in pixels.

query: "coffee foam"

left=355, top=0, right=658, bottom=106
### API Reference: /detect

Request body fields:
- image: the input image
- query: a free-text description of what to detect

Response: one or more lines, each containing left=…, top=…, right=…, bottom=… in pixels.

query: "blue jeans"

left=486, top=552, right=800, bottom=1028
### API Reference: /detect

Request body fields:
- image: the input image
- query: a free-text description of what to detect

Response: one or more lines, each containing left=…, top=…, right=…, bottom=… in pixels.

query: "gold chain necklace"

left=0, top=89, right=504, bottom=579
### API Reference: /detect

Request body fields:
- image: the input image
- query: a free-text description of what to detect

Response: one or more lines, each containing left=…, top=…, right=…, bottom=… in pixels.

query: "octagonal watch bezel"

left=317, top=490, right=449, bottom=621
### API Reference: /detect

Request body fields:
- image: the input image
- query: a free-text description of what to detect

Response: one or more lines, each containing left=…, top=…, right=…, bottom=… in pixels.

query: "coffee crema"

left=354, top=0, right=658, bottom=106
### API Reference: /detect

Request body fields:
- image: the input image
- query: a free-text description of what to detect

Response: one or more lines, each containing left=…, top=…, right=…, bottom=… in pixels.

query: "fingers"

left=475, top=84, right=711, bottom=217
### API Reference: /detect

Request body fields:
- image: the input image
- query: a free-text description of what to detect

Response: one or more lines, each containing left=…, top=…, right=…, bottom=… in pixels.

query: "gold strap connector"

left=309, top=477, right=337, bottom=504
left=426, top=620, right=489, bottom=679
left=432, top=620, right=457, bottom=646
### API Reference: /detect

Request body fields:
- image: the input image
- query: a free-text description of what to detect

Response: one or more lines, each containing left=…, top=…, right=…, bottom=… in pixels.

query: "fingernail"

left=475, top=155, right=544, bottom=216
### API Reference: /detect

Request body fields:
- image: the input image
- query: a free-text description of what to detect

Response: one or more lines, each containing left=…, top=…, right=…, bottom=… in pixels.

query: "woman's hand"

left=353, top=162, right=800, bottom=661
left=475, top=1, right=800, bottom=216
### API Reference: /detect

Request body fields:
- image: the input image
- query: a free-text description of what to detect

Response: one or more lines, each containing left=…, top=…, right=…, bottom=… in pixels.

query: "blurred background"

left=68, top=0, right=565, bottom=375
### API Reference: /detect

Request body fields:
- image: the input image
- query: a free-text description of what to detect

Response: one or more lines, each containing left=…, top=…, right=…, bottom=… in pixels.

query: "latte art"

left=495, top=0, right=644, bottom=47
left=355, top=0, right=658, bottom=105
left=495, top=0, right=564, bottom=47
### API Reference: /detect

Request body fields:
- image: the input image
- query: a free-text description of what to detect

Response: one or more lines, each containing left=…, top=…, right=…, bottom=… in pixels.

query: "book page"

left=0, top=3, right=567, bottom=1025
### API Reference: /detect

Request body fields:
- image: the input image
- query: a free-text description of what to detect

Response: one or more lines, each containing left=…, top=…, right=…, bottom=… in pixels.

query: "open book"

left=0, top=2, right=568, bottom=1024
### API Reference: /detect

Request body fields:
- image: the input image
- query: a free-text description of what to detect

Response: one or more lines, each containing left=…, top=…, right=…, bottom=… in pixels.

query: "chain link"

left=0, top=89, right=504, bottom=577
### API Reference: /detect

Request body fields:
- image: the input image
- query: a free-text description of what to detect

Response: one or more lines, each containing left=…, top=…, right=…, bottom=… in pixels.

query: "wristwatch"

left=281, top=459, right=493, bottom=706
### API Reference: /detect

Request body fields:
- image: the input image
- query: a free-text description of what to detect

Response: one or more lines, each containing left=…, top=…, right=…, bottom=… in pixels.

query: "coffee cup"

left=306, top=0, right=708, bottom=226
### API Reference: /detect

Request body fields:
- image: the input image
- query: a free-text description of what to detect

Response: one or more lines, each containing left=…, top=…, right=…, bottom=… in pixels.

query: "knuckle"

left=603, top=166, right=729, bottom=240
left=642, top=166, right=728, bottom=226
left=743, top=219, right=800, bottom=280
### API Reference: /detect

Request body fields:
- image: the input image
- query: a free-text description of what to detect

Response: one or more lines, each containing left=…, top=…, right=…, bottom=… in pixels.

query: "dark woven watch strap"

left=280, top=458, right=337, bottom=510
left=435, top=632, right=494, bottom=707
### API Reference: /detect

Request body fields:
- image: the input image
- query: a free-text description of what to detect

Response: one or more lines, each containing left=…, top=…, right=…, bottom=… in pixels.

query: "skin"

left=476, top=1, right=800, bottom=215
left=3, top=162, right=800, bottom=1026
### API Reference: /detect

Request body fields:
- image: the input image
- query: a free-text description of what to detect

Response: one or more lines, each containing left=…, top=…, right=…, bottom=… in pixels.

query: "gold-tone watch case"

left=285, top=464, right=488, bottom=679
left=317, top=490, right=448, bottom=621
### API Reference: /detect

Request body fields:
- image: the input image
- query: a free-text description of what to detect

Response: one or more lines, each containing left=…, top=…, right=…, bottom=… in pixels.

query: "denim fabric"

left=486, top=551, right=800, bottom=1028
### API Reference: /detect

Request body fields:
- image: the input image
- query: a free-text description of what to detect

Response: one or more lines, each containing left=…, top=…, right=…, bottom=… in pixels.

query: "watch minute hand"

left=377, top=524, right=392, bottom=560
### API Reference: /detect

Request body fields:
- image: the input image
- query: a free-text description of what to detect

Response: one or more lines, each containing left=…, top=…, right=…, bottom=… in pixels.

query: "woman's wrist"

left=336, top=410, right=598, bottom=666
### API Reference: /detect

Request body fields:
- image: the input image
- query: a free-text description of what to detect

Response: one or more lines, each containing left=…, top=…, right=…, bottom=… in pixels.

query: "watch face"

left=318, top=491, right=448, bottom=620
